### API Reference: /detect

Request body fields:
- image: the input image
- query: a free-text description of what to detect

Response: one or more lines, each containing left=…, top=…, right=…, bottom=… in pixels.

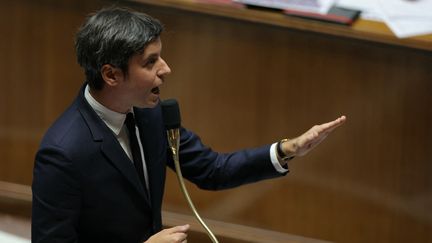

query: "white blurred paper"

left=337, top=0, right=432, bottom=38
left=377, top=0, right=432, bottom=38
left=378, top=0, right=432, bottom=18
left=235, top=0, right=337, bottom=14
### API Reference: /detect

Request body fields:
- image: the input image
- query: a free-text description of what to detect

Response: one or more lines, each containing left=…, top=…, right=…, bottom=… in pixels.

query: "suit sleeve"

left=169, top=127, right=287, bottom=190
left=32, top=145, right=81, bottom=243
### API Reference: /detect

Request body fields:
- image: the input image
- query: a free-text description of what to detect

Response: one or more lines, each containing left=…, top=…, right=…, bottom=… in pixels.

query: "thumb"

left=166, top=224, right=190, bottom=234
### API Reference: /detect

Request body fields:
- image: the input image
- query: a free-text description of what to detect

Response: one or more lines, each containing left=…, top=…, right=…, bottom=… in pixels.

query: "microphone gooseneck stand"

left=162, top=99, right=219, bottom=243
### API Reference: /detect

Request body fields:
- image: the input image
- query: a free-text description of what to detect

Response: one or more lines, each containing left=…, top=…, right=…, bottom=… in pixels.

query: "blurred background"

left=0, top=0, right=431, bottom=242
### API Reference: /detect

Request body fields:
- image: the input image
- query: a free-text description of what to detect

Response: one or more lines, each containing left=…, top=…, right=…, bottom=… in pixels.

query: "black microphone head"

left=161, top=99, right=181, bottom=129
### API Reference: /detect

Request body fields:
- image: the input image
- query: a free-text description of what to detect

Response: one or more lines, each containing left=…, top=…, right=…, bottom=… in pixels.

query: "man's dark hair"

left=75, top=7, right=164, bottom=90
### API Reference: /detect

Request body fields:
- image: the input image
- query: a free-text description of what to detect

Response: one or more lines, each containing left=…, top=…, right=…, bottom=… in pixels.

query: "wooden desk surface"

left=0, top=181, right=330, bottom=243
left=129, top=0, right=432, bottom=51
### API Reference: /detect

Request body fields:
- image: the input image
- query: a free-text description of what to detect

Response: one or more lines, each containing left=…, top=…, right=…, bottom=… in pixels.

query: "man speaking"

left=31, top=7, right=346, bottom=243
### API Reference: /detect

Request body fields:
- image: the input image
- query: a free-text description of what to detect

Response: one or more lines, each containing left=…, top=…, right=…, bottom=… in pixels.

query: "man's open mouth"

left=151, top=87, right=160, bottom=95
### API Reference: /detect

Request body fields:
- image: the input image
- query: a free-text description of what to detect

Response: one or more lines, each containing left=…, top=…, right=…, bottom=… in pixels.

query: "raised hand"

left=281, top=116, right=346, bottom=158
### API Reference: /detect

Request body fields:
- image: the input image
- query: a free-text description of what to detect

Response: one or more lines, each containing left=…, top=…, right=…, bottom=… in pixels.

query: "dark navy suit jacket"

left=32, top=85, right=285, bottom=243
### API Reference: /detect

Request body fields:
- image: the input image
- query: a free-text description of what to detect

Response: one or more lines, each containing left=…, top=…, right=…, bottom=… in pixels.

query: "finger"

left=165, top=224, right=190, bottom=234
left=316, top=116, right=346, bottom=134
left=323, top=116, right=346, bottom=131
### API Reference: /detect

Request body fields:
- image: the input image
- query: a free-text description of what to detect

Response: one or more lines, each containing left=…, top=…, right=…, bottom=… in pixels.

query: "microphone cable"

left=162, top=99, right=219, bottom=243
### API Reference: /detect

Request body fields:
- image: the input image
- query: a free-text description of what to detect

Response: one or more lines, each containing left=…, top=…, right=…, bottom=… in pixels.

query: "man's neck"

left=89, top=88, right=130, bottom=114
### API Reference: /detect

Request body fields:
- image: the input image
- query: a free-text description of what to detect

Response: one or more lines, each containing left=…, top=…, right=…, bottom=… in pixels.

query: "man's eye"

left=145, top=58, right=157, bottom=66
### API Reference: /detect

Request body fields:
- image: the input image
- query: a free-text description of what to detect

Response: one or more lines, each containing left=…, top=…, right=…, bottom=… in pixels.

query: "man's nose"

left=158, top=58, right=171, bottom=77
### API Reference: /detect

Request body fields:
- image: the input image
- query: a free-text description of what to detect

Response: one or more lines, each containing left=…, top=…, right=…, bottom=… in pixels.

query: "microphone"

left=161, top=99, right=181, bottom=130
left=161, top=99, right=181, bottom=158
left=161, top=99, right=219, bottom=243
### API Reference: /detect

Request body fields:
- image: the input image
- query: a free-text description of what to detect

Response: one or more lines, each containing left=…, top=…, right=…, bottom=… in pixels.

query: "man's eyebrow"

left=143, top=53, right=159, bottom=61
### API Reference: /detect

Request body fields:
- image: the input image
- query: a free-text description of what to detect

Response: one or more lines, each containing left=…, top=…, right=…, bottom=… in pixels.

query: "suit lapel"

left=100, top=137, right=151, bottom=205
left=134, top=106, right=167, bottom=210
left=76, top=86, right=151, bottom=207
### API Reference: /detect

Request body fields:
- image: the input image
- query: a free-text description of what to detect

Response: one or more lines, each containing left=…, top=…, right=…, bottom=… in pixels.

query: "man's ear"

left=100, top=64, right=124, bottom=87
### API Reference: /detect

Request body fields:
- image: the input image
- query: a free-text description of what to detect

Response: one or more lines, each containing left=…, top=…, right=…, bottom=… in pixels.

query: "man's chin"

left=139, top=98, right=160, bottom=109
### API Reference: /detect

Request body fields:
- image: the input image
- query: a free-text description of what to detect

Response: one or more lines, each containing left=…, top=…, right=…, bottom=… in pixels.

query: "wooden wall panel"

left=1, top=1, right=431, bottom=242
left=0, top=0, right=105, bottom=184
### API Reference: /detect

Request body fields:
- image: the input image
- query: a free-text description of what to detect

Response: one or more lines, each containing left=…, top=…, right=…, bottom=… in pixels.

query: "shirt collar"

left=84, top=84, right=130, bottom=135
